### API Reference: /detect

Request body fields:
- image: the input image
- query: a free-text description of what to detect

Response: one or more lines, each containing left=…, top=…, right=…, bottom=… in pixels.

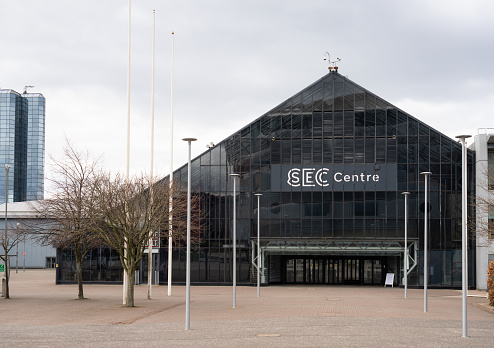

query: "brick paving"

left=1, top=270, right=493, bottom=347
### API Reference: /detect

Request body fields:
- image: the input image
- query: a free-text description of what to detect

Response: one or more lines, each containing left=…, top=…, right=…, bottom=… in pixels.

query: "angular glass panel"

left=313, top=112, right=322, bottom=137
left=387, top=138, right=397, bottom=163
left=302, top=139, right=312, bottom=164
left=251, top=120, right=260, bottom=138
left=408, top=136, right=418, bottom=163
left=323, top=80, right=333, bottom=107
left=312, top=82, right=323, bottom=111
left=323, top=112, right=333, bottom=137
left=365, top=92, right=376, bottom=109
left=355, top=138, right=365, bottom=163
left=282, top=115, right=291, bottom=138
left=323, top=139, right=333, bottom=163
left=419, top=136, right=430, bottom=163
left=376, top=110, right=386, bottom=136
left=281, top=139, right=291, bottom=163
left=292, top=115, right=302, bottom=138
left=355, top=111, right=365, bottom=136
left=313, top=139, right=322, bottom=164
left=302, top=114, right=312, bottom=138
left=376, top=138, right=386, bottom=163
left=365, top=138, right=375, bottom=163
left=302, top=90, right=312, bottom=113
left=292, top=138, right=301, bottom=164
left=334, top=138, right=343, bottom=163
left=344, top=111, right=354, bottom=136
left=397, top=111, right=407, bottom=136
left=344, top=138, right=354, bottom=163
left=334, top=111, right=343, bottom=136
left=344, top=94, right=354, bottom=110
left=365, top=110, right=375, bottom=136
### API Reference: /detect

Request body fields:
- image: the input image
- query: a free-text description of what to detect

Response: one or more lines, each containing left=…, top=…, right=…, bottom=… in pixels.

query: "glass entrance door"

left=283, top=256, right=384, bottom=285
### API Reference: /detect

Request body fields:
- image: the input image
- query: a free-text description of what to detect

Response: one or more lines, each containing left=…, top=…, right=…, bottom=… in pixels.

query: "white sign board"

left=384, top=273, right=394, bottom=287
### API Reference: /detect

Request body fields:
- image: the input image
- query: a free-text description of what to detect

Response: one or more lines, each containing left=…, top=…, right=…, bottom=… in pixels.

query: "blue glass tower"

left=0, top=89, right=45, bottom=204
left=23, top=93, right=45, bottom=201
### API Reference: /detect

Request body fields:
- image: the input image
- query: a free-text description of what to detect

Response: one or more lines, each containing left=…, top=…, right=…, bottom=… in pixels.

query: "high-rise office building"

left=0, top=88, right=45, bottom=204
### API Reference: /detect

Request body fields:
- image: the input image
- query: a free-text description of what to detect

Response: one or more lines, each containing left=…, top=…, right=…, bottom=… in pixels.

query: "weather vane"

left=323, top=52, right=341, bottom=72
left=23, top=85, right=35, bottom=94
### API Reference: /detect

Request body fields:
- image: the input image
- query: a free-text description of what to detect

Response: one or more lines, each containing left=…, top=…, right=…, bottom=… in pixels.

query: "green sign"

left=0, top=264, right=4, bottom=272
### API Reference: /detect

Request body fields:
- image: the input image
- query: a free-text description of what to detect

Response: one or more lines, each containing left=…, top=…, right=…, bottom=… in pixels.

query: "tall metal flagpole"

left=123, top=0, right=132, bottom=306
left=255, top=193, right=262, bottom=297
left=230, top=174, right=240, bottom=308
left=168, top=31, right=175, bottom=297
left=456, top=134, right=471, bottom=338
left=183, top=138, right=196, bottom=331
left=402, top=192, right=410, bottom=299
left=147, top=9, right=156, bottom=301
left=420, top=171, right=431, bottom=312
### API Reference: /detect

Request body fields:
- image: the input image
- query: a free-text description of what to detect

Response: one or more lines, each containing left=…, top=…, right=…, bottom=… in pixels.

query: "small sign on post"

left=0, top=264, right=4, bottom=272
left=384, top=273, right=395, bottom=287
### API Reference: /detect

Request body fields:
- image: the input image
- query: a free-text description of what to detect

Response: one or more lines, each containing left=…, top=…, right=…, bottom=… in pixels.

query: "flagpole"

left=147, top=9, right=156, bottom=301
left=123, top=0, right=132, bottom=306
left=168, top=31, right=174, bottom=296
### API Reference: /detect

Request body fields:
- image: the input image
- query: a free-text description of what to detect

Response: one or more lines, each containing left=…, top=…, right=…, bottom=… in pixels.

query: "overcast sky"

left=2, top=1, right=494, bottom=188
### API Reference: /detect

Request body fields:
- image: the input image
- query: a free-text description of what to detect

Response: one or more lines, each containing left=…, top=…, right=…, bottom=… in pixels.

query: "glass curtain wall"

left=171, top=72, right=474, bottom=287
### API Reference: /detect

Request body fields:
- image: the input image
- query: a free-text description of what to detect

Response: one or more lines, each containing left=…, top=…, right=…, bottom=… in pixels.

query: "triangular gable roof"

left=174, top=71, right=466, bottom=175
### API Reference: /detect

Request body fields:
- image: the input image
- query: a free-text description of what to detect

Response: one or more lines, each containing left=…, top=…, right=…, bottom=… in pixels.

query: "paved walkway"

left=1, top=270, right=493, bottom=347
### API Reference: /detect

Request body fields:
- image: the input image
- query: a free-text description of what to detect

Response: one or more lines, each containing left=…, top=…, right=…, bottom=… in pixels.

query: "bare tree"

left=92, top=173, right=201, bottom=307
left=30, top=142, right=102, bottom=300
left=471, top=167, right=494, bottom=244
left=1, top=222, right=24, bottom=299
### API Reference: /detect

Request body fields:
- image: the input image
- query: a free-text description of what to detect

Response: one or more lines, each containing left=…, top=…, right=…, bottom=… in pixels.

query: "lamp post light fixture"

left=230, top=173, right=240, bottom=308
left=456, top=134, right=471, bottom=338
left=254, top=193, right=262, bottom=297
left=420, top=171, right=432, bottom=312
left=401, top=192, right=410, bottom=299
left=182, top=137, right=196, bottom=330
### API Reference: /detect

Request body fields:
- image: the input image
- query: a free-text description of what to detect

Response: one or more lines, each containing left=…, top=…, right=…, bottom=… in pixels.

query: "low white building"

left=0, top=201, right=56, bottom=270
left=472, top=130, right=494, bottom=290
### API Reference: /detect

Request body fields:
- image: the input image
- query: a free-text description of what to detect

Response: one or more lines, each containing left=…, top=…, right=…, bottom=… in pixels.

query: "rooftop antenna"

left=23, top=85, right=35, bottom=94
left=323, top=52, right=341, bottom=72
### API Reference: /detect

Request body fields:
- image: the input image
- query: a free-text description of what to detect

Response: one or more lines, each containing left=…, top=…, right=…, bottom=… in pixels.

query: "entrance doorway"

left=282, top=256, right=386, bottom=285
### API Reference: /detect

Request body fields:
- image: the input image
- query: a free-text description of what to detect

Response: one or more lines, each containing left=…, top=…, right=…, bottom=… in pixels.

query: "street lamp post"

left=230, top=173, right=240, bottom=308
left=16, top=223, right=20, bottom=273
left=168, top=31, right=175, bottom=297
left=456, top=134, right=471, bottom=338
left=420, top=171, right=432, bottom=312
left=402, top=192, right=410, bottom=299
left=254, top=193, right=262, bottom=297
left=4, top=164, right=10, bottom=298
left=182, top=137, right=197, bottom=331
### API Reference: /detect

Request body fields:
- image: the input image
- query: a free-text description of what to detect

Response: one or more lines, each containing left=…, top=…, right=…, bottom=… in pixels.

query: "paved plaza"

left=1, top=270, right=493, bottom=347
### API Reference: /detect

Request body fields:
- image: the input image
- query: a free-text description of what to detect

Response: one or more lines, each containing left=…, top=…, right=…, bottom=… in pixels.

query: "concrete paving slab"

left=1, top=270, right=493, bottom=347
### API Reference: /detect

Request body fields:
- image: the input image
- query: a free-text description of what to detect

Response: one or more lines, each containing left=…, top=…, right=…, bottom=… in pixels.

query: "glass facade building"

left=0, top=89, right=45, bottom=205
left=23, top=93, right=45, bottom=201
left=57, top=72, right=475, bottom=288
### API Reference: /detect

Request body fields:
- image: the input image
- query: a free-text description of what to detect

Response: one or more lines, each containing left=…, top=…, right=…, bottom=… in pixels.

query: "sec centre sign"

left=271, top=164, right=397, bottom=191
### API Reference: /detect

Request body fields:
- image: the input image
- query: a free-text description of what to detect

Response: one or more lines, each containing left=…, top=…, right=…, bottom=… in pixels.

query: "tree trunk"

left=124, top=268, right=135, bottom=307
left=4, top=256, right=10, bottom=299
left=75, top=246, right=85, bottom=300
